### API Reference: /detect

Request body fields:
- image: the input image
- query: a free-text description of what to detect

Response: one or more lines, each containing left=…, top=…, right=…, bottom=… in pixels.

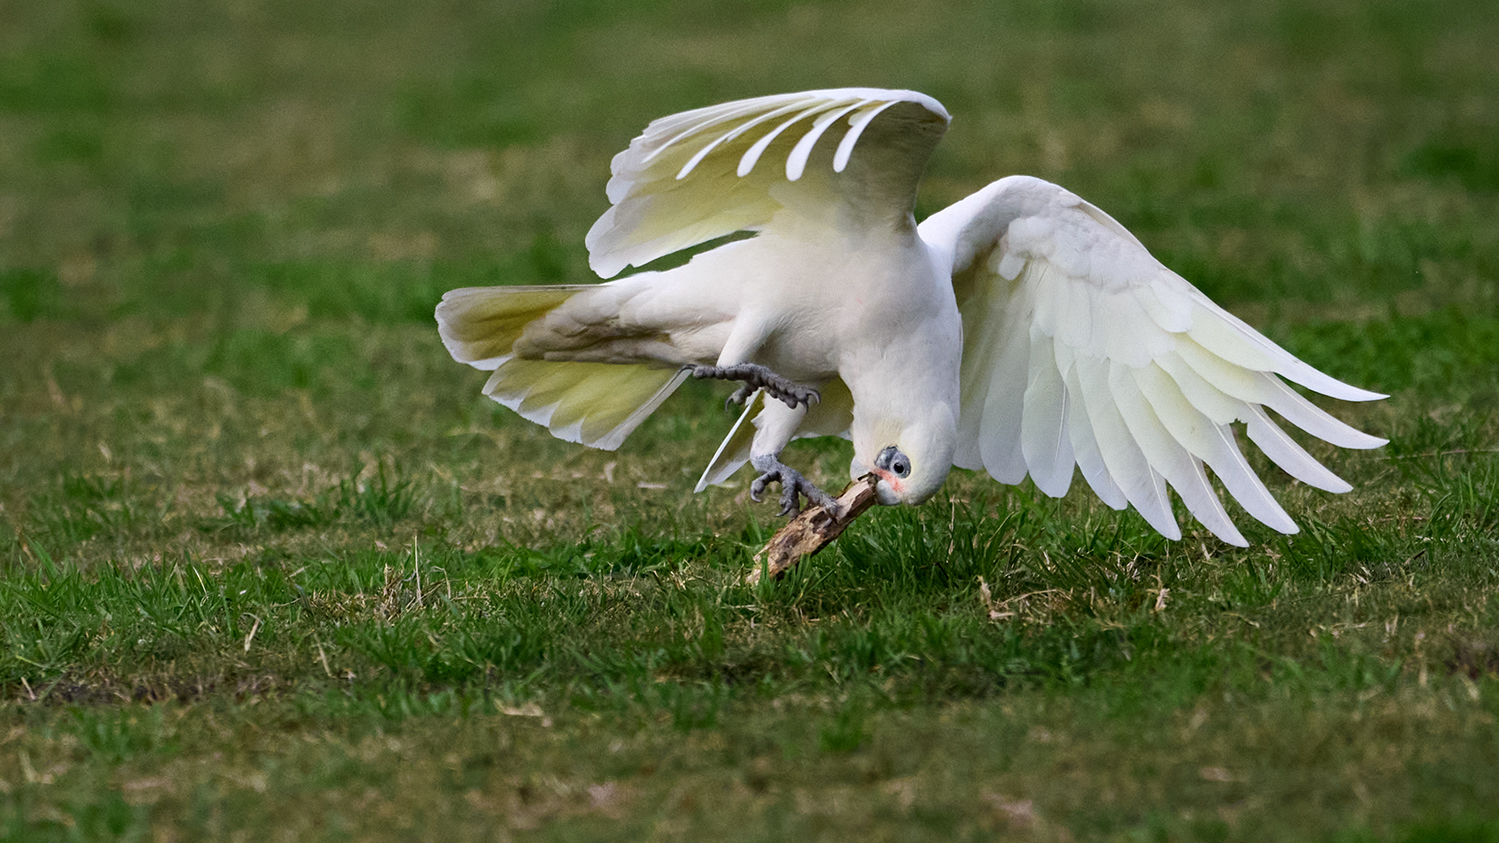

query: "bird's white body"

left=438, top=88, right=1385, bottom=544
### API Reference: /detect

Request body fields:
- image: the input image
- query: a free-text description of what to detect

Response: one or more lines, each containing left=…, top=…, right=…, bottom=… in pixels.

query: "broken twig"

left=747, top=474, right=880, bottom=584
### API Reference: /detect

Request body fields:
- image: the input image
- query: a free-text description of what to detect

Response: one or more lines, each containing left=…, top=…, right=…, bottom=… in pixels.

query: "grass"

left=2, top=0, right=1499, bottom=839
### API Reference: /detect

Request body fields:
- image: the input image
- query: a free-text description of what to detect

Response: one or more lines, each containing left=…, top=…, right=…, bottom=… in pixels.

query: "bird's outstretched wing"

left=586, top=88, right=950, bottom=278
left=919, top=176, right=1386, bottom=546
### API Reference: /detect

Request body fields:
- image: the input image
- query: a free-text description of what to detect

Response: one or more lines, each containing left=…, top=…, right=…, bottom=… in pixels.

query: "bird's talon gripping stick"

left=747, top=474, right=880, bottom=584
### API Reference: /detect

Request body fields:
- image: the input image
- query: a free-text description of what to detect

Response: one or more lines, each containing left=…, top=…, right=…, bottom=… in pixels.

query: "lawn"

left=2, top=0, right=1498, bottom=839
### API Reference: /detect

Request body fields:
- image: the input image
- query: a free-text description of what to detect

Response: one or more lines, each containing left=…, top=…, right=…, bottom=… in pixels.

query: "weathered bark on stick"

left=746, top=474, right=880, bottom=584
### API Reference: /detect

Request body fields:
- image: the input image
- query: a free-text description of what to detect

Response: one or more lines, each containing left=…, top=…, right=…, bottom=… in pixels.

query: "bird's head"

left=852, top=407, right=956, bottom=506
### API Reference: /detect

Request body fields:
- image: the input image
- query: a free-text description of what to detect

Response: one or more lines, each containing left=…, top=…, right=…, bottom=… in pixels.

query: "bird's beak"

left=870, top=468, right=905, bottom=505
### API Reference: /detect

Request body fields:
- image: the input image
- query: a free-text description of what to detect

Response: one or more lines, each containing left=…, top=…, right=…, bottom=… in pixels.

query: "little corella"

left=437, top=88, right=1384, bottom=545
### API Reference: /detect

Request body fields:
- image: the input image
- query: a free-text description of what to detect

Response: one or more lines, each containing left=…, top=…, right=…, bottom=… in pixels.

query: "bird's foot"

left=749, top=454, right=839, bottom=517
left=690, top=364, right=819, bottom=410
left=723, top=382, right=758, bottom=411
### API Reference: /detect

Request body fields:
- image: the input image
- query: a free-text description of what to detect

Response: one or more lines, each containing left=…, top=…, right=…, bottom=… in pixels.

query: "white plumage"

left=437, top=88, right=1385, bottom=545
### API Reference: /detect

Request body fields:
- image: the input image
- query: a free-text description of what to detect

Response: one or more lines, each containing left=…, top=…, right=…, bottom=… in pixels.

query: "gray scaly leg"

left=690, top=363, right=820, bottom=410
left=750, top=453, right=839, bottom=517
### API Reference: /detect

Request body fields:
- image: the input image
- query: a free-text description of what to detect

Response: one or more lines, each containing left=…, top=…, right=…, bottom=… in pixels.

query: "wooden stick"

left=747, top=474, right=880, bottom=584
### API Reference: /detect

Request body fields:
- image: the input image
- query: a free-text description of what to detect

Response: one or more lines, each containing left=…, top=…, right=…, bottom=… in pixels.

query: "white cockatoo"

left=437, top=88, right=1385, bottom=546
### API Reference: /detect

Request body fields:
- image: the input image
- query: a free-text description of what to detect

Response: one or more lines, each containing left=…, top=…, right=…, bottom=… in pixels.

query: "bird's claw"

left=724, top=383, right=757, bottom=412
left=690, top=364, right=819, bottom=411
left=749, top=456, right=838, bottom=517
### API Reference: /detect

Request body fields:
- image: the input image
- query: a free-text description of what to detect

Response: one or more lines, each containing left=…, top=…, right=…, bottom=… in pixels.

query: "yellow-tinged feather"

left=439, top=286, right=690, bottom=451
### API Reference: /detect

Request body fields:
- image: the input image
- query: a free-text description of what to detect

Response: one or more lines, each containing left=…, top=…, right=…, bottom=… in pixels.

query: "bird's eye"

left=875, top=446, right=911, bottom=478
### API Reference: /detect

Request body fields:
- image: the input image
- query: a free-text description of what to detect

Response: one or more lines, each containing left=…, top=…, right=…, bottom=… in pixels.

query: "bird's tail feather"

left=437, top=285, right=689, bottom=451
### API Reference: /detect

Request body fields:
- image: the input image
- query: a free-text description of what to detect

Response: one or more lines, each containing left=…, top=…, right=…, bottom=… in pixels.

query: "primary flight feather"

left=437, top=88, right=1385, bottom=545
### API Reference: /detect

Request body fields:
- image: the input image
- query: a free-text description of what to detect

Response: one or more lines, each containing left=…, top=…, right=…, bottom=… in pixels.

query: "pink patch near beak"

left=871, top=468, right=905, bottom=495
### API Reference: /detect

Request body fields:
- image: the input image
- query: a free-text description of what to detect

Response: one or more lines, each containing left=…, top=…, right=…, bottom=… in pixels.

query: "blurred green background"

left=3, top=1, right=1498, bottom=840
left=3, top=0, right=1496, bottom=326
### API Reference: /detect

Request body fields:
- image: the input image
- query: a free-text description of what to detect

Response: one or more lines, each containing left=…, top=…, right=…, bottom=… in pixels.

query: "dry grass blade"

left=747, top=474, right=880, bottom=583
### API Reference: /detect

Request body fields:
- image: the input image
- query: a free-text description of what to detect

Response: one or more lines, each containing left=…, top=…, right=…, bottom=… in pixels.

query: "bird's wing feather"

left=587, top=88, right=950, bottom=278
left=920, top=176, right=1385, bottom=545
